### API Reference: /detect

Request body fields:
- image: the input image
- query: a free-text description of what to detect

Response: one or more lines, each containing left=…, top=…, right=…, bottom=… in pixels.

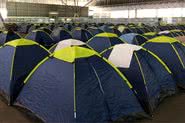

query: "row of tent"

left=0, top=32, right=184, bottom=122
left=15, top=23, right=153, bottom=34
left=1, top=26, right=185, bottom=50
left=14, top=22, right=185, bottom=33
left=0, top=23, right=185, bottom=122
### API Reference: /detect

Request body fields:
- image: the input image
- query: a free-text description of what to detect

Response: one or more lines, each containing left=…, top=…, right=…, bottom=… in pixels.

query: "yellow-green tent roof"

left=170, top=29, right=182, bottom=32
left=74, top=27, right=82, bottom=30
left=143, top=32, right=157, bottom=36
left=53, top=46, right=98, bottom=63
left=5, top=39, right=38, bottom=47
left=95, top=33, right=118, bottom=38
left=4, top=38, right=50, bottom=52
left=147, top=36, right=179, bottom=43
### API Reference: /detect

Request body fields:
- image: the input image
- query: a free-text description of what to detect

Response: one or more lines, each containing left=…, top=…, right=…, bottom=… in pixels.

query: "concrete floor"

left=0, top=97, right=42, bottom=123
left=0, top=93, right=185, bottom=123
left=139, top=92, right=185, bottom=123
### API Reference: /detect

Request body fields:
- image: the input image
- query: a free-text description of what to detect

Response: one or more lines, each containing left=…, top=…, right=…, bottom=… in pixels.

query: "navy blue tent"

left=0, top=31, right=21, bottom=45
left=101, top=44, right=176, bottom=114
left=0, top=39, right=50, bottom=104
left=51, top=27, right=72, bottom=42
left=122, top=28, right=132, bottom=34
left=80, top=24, right=88, bottom=29
left=39, top=27, right=52, bottom=34
left=71, top=28, right=93, bottom=42
left=47, top=24, right=55, bottom=31
left=64, top=24, right=74, bottom=31
left=120, top=33, right=148, bottom=45
left=110, top=28, right=122, bottom=36
left=87, top=33, right=125, bottom=53
left=99, top=25, right=122, bottom=36
left=15, top=47, right=146, bottom=122
left=142, top=36, right=185, bottom=89
left=25, top=30, right=54, bottom=48
left=16, top=24, right=32, bottom=34
left=87, top=27, right=104, bottom=36
left=28, top=25, right=40, bottom=32
left=99, top=25, right=111, bottom=31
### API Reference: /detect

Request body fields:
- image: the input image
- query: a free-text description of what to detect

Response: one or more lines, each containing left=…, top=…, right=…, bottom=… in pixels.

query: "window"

left=182, top=8, right=185, bottom=17
left=129, top=9, right=135, bottom=18
left=111, top=10, right=128, bottom=18
left=137, top=9, right=156, bottom=18
left=157, top=8, right=172, bottom=17
left=0, top=8, right=7, bottom=19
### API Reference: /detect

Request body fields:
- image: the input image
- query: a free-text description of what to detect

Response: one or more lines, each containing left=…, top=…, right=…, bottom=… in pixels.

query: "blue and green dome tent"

left=87, top=33, right=125, bottom=53
left=122, top=27, right=133, bottom=34
left=99, top=25, right=112, bottom=31
left=0, top=39, right=50, bottom=104
left=0, top=31, right=21, bottom=45
left=170, top=30, right=185, bottom=36
left=39, top=27, right=52, bottom=34
left=28, top=25, right=40, bottom=32
left=142, top=36, right=185, bottom=89
left=134, top=27, right=149, bottom=34
left=158, top=30, right=185, bottom=38
left=87, top=27, right=104, bottom=36
left=99, top=25, right=122, bottom=36
left=110, top=28, right=122, bottom=36
left=142, top=32, right=158, bottom=39
left=15, top=46, right=146, bottom=122
left=51, top=27, right=72, bottom=42
left=101, top=44, right=176, bottom=114
left=49, top=39, right=88, bottom=53
left=25, top=30, right=54, bottom=49
left=71, top=27, right=93, bottom=42
left=17, top=24, right=32, bottom=34
left=64, top=24, right=74, bottom=31
left=116, top=24, right=126, bottom=33
left=120, top=33, right=148, bottom=45
left=47, top=24, right=55, bottom=31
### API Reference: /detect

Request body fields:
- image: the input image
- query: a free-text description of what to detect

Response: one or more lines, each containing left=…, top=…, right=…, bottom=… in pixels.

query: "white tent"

left=108, top=44, right=142, bottom=68
left=54, top=39, right=86, bottom=51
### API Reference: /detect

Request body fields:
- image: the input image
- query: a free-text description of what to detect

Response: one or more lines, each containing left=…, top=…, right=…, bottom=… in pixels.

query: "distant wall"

left=7, top=2, right=88, bottom=17
left=6, top=17, right=185, bottom=25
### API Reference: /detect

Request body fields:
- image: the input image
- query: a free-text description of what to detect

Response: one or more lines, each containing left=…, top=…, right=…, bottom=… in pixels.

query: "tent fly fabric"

left=142, top=36, right=185, bottom=89
left=0, top=39, right=50, bottom=104
left=120, top=33, right=148, bottom=45
left=71, top=27, right=93, bottom=42
left=0, top=31, right=21, bottom=45
left=0, top=22, right=185, bottom=123
left=87, top=32, right=125, bottom=53
left=15, top=46, right=146, bottom=122
left=49, top=39, right=88, bottom=53
left=87, top=27, right=104, bottom=36
left=51, top=27, right=72, bottom=42
left=25, top=30, right=54, bottom=49
left=101, top=44, right=176, bottom=114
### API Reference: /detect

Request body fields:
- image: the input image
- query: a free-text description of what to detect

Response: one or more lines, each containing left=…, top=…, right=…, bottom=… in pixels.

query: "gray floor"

left=139, top=92, right=185, bottom=123
left=0, top=97, right=41, bottom=123
left=0, top=93, right=185, bottom=123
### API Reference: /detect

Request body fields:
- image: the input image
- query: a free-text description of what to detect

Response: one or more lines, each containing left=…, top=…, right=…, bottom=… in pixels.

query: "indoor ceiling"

left=94, top=0, right=182, bottom=6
